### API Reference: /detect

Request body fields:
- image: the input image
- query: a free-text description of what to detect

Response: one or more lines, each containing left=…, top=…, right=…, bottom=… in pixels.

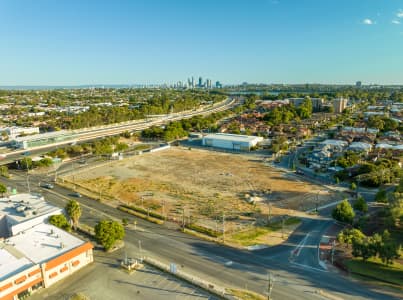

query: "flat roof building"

left=0, top=194, right=93, bottom=300
left=348, top=142, right=372, bottom=153
left=10, top=131, right=77, bottom=149
left=202, top=133, right=263, bottom=151
left=0, top=194, right=63, bottom=237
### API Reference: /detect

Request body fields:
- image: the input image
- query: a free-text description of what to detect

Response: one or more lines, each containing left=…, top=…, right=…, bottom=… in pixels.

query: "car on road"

left=41, top=183, right=54, bottom=189
left=70, top=192, right=82, bottom=198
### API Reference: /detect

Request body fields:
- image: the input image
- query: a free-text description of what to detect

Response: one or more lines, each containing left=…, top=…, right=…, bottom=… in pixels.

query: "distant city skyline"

left=0, top=0, right=402, bottom=85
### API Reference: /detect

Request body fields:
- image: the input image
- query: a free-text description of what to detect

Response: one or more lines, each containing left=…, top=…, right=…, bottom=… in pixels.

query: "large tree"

left=94, top=220, right=125, bottom=251
left=332, top=199, right=355, bottom=224
left=49, top=214, right=71, bottom=231
left=65, top=200, right=82, bottom=229
left=353, top=196, right=368, bottom=213
left=0, top=182, right=6, bottom=197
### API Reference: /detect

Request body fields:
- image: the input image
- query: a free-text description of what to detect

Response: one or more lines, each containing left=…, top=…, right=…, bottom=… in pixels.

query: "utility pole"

left=281, top=217, right=285, bottom=239
left=26, top=172, right=31, bottom=193
left=331, top=240, right=335, bottom=264
left=138, top=240, right=143, bottom=261
left=267, top=188, right=272, bottom=224
left=26, top=161, right=31, bottom=193
left=54, top=164, right=58, bottom=183
left=162, top=200, right=166, bottom=220
left=267, top=272, right=274, bottom=300
left=222, top=212, right=225, bottom=244
left=182, top=208, right=185, bottom=231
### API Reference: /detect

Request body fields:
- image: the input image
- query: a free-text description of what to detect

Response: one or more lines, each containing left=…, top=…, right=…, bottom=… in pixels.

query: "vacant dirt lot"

left=63, top=147, right=339, bottom=232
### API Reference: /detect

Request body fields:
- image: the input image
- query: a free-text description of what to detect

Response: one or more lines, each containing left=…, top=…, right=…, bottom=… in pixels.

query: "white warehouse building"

left=202, top=133, right=263, bottom=151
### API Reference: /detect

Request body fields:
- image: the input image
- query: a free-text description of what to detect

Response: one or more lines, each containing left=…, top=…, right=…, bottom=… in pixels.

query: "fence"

left=143, top=256, right=238, bottom=300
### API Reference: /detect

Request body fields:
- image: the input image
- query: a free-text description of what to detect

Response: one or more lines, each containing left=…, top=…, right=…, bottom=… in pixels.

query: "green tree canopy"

left=94, top=220, right=125, bottom=251
left=332, top=199, right=355, bottom=224
left=0, top=182, right=6, bottom=196
left=337, top=228, right=365, bottom=248
left=353, top=196, right=368, bottom=213
left=49, top=214, right=71, bottom=231
left=19, top=157, right=33, bottom=170
left=375, top=189, right=388, bottom=203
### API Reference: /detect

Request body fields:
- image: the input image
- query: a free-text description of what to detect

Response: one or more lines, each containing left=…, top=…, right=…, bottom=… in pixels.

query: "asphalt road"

left=2, top=169, right=400, bottom=300
left=0, top=97, right=237, bottom=166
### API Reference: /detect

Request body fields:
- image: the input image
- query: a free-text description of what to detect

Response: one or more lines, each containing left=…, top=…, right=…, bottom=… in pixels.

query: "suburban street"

left=2, top=166, right=400, bottom=300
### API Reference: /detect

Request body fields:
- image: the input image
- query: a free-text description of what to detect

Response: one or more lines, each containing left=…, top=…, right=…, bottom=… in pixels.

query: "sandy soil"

left=63, top=147, right=339, bottom=232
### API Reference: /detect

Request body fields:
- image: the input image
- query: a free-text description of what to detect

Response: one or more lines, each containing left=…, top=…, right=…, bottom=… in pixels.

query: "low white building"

left=0, top=194, right=93, bottom=300
left=10, top=130, right=77, bottom=149
left=348, top=142, right=372, bottom=153
left=202, top=133, right=263, bottom=151
left=0, top=127, right=40, bottom=139
left=319, top=139, right=348, bottom=152
left=0, top=194, right=63, bottom=236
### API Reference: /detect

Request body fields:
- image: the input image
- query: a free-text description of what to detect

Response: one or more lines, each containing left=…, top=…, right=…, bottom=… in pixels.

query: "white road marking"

left=290, top=233, right=310, bottom=258
left=290, top=262, right=329, bottom=273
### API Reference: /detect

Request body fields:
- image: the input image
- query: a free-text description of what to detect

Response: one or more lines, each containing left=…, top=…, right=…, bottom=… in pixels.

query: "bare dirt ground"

left=63, top=147, right=340, bottom=232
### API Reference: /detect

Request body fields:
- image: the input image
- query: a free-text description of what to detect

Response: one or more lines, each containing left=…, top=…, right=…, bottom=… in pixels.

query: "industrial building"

left=0, top=127, right=40, bottom=140
left=202, top=133, right=263, bottom=151
left=0, top=194, right=93, bottom=300
left=10, top=131, right=77, bottom=149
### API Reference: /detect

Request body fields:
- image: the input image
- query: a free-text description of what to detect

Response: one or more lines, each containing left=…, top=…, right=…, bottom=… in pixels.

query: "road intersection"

left=2, top=168, right=400, bottom=300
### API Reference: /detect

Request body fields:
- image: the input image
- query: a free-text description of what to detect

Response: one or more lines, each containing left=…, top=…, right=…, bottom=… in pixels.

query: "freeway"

left=2, top=170, right=400, bottom=300
left=0, top=97, right=238, bottom=166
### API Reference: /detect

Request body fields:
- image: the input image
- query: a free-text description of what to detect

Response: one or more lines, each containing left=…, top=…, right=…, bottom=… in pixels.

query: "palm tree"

left=65, top=200, right=82, bottom=229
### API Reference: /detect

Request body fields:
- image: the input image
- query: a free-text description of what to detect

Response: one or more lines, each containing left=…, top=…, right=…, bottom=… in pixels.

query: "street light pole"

left=267, top=187, right=272, bottom=224
left=26, top=161, right=31, bottom=193
left=138, top=240, right=143, bottom=261
left=331, top=240, right=336, bottom=265
left=182, top=208, right=185, bottom=231
left=222, top=212, right=225, bottom=244
left=281, top=216, right=285, bottom=239
left=267, top=272, right=274, bottom=300
left=26, top=172, right=30, bottom=193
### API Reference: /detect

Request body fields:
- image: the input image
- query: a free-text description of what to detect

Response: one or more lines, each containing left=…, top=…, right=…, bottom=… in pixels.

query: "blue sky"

left=0, top=0, right=402, bottom=85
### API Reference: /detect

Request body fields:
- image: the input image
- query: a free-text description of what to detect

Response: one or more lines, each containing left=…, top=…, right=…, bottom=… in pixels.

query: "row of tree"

left=141, top=110, right=231, bottom=142
left=335, top=158, right=402, bottom=187
left=338, top=228, right=400, bottom=265
left=47, top=136, right=129, bottom=159
left=15, top=157, right=53, bottom=170
left=49, top=199, right=125, bottom=251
